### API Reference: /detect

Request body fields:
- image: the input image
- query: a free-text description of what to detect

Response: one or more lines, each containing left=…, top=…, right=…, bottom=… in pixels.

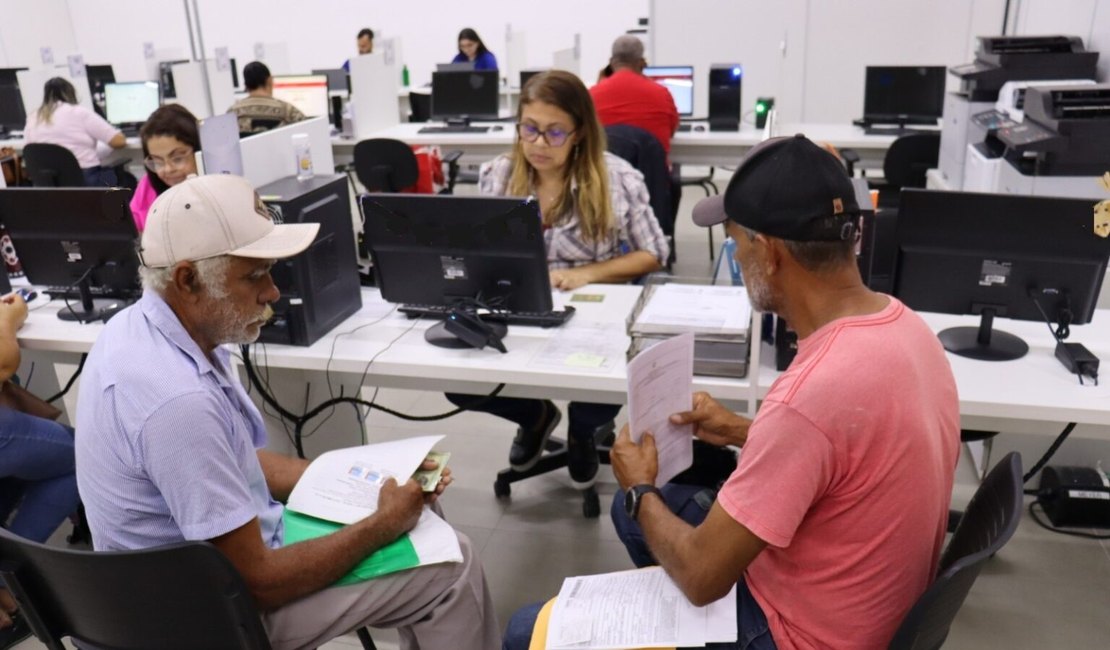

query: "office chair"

left=604, top=124, right=675, bottom=266
left=353, top=138, right=461, bottom=194
left=673, top=163, right=721, bottom=259
left=0, top=529, right=380, bottom=650
left=239, top=118, right=284, bottom=138
left=887, top=452, right=1023, bottom=650
left=21, top=144, right=86, bottom=187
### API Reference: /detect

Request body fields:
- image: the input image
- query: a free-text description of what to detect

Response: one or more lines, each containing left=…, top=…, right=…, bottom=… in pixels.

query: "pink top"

left=130, top=175, right=158, bottom=232
left=23, top=103, right=121, bottom=169
left=717, top=298, right=959, bottom=649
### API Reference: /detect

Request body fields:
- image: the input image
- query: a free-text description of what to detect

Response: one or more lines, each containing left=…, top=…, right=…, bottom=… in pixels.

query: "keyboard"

left=45, top=285, right=135, bottom=301
left=417, top=125, right=491, bottom=134
left=676, top=124, right=693, bottom=132
left=862, top=126, right=935, bottom=136
left=399, top=304, right=576, bottom=328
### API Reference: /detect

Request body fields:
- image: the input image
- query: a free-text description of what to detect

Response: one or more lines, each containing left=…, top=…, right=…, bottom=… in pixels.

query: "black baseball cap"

left=692, top=134, right=860, bottom=242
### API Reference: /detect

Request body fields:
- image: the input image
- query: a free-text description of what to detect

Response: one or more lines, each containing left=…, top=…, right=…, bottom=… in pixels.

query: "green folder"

left=282, top=508, right=420, bottom=585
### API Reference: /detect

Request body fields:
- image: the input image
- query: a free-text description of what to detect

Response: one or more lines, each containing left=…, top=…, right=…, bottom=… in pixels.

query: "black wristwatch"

left=625, top=484, right=663, bottom=521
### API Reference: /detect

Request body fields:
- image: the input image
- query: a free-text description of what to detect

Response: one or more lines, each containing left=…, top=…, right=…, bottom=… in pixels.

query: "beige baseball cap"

left=139, top=174, right=320, bottom=268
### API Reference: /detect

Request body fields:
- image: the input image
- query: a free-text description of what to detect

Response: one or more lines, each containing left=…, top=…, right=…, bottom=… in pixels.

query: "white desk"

left=333, top=122, right=904, bottom=171
left=17, top=285, right=1110, bottom=439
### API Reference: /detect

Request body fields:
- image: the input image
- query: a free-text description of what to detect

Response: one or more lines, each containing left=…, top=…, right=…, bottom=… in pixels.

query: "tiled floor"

left=14, top=174, right=1110, bottom=648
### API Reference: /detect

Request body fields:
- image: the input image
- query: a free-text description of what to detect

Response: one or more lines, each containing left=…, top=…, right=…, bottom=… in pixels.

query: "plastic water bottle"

left=292, top=133, right=313, bottom=180
left=402, top=64, right=410, bottom=87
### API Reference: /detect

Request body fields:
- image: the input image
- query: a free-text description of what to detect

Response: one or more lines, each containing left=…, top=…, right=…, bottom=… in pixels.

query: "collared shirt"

left=228, top=96, right=307, bottom=134
left=478, top=152, right=669, bottom=270
left=75, top=291, right=284, bottom=552
left=451, top=51, right=499, bottom=71
left=590, top=69, right=680, bottom=158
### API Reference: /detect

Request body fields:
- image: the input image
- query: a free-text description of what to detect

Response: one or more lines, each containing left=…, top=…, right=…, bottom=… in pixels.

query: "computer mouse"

left=692, top=124, right=707, bottom=133
left=491, top=125, right=504, bottom=132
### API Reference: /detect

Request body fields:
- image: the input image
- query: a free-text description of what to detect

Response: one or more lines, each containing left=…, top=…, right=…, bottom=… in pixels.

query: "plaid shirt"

left=478, top=152, right=669, bottom=270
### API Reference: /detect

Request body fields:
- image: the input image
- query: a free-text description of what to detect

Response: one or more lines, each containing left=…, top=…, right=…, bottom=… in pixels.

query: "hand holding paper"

left=626, top=332, right=696, bottom=486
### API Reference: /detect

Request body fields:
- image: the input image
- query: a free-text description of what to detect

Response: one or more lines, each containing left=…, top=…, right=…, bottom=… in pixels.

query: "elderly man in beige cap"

left=75, top=174, right=499, bottom=650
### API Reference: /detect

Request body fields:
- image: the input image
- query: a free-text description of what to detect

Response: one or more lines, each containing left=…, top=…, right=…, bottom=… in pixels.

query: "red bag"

left=401, top=145, right=445, bottom=194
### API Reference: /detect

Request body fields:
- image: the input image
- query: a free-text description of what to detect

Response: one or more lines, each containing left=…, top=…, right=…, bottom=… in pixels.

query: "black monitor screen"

left=863, top=66, right=946, bottom=124
left=312, top=68, right=348, bottom=93
left=431, top=70, right=499, bottom=121
left=0, top=84, right=25, bottom=131
left=0, top=68, right=28, bottom=131
left=520, top=69, right=546, bottom=91
left=85, top=64, right=115, bottom=117
left=0, top=188, right=140, bottom=321
left=893, top=189, right=1109, bottom=360
left=361, top=194, right=551, bottom=313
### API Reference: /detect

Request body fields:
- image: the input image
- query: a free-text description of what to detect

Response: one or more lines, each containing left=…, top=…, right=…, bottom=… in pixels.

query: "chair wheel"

left=582, top=491, right=600, bottom=518
left=494, top=479, right=511, bottom=499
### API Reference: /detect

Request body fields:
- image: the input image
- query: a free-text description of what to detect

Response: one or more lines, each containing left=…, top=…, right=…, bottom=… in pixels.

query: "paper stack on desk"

left=283, top=435, right=462, bottom=583
left=545, top=567, right=738, bottom=649
left=631, top=284, right=751, bottom=337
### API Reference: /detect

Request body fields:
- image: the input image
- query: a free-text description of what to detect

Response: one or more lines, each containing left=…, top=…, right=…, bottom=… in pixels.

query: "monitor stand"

left=424, top=319, right=508, bottom=350
left=56, top=277, right=128, bottom=323
left=938, top=309, right=1028, bottom=361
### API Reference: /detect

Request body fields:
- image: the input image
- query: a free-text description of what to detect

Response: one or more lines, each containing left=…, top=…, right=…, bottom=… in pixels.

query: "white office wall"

left=800, top=0, right=1007, bottom=124
left=0, top=0, right=78, bottom=68
left=1013, top=0, right=1110, bottom=81
left=651, top=0, right=809, bottom=123
left=66, top=0, right=192, bottom=82
left=652, top=0, right=1009, bottom=124
left=192, top=0, right=647, bottom=88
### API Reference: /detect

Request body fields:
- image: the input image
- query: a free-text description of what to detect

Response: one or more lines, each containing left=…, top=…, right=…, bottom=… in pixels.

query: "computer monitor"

left=85, top=64, right=115, bottom=118
left=158, top=59, right=188, bottom=99
left=0, top=187, right=140, bottom=323
left=431, top=70, right=499, bottom=122
left=519, top=69, right=547, bottom=90
left=437, top=62, right=476, bottom=72
left=892, top=189, right=1110, bottom=361
left=229, top=57, right=239, bottom=90
left=0, top=68, right=28, bottom=134
left=312, top=68, right=348, bottom=93
left=361, top=194, right=551, bottom=347
left=644, top=65, right=694, bottom=116
left=863, top=66, right=946, bottom=126
left=105, top=82, right=160, bottom=127
left=271, top=75, right=330, bottom=117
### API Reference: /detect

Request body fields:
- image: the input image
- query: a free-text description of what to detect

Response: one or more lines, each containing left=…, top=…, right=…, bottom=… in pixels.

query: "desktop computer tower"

left=257, top=174, right=362, bottom=346
left=708, top=64, right=742, bottom=132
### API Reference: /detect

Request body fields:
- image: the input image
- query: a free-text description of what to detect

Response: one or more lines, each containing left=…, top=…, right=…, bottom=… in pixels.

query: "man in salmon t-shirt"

left=607, top=134, right=961, bottom=649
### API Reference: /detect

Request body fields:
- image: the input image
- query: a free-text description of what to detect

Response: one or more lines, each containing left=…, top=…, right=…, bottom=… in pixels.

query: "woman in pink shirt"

left=23, top=77, right=126, bottom=186
left=130, top=105, right=200, bottom=232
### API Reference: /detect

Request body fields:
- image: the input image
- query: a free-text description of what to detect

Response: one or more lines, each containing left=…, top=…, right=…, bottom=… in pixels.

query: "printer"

left=938, top=35, right=1098, bottom=190
left=988, top=84, right=1110, bottom=199
left=962, top=78, right=1096, bottom=192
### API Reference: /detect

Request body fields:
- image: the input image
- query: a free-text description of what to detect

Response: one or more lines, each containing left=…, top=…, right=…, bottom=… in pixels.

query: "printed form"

left=546, top=567, right=737, bottom=649
left=626, top=332, right=695, bottom=486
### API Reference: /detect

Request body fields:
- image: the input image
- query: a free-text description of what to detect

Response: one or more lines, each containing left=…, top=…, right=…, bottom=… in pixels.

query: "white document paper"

left=528, top=321, right=626, bottom=373
left=546, top=567, right=737, bottom=649
left=633, top=284, right=752, bottom=336
left=627, top=332, right=694, bottom=486
left=286, top=435, right=443, bottom=525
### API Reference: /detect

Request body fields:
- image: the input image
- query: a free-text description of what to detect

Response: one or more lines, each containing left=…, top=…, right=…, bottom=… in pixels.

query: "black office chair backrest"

left=354, top=138, right=419, bottom=193
left=882, top=133, right=940, bottom=191
left=21, top=143, right=86, bottom=187
left=409, top=92, right=431, bottom=123
left=603, top=124, right=674, bottom=237
left=0, top=528, right=272, bottom=650
left=887, top=452, right=1023, bottom=650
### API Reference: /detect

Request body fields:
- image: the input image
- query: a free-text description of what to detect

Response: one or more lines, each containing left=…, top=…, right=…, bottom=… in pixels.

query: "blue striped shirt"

left=75, top=291, right=284, bottom=551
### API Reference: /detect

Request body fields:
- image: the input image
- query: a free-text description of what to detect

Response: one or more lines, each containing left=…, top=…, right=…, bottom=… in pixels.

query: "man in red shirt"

left=590, top=35, right=679, bottom=158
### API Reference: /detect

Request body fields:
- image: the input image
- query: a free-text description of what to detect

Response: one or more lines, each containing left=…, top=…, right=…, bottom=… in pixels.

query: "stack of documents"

left=545, top=567, right=738, bottom=649
left=627, top=282, right=753, bottom=378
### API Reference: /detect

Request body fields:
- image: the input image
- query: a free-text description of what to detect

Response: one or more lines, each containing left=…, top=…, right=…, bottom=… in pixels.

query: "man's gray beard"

left=206, top=295, right=264, bottom=346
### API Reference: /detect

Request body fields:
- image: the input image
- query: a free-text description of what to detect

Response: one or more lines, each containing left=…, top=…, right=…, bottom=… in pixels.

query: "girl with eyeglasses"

left=446, top=69, right=669, bottom=490
left=130, top=104, right=200, bottom=232
left=23, top=77, right=127, bottom=187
